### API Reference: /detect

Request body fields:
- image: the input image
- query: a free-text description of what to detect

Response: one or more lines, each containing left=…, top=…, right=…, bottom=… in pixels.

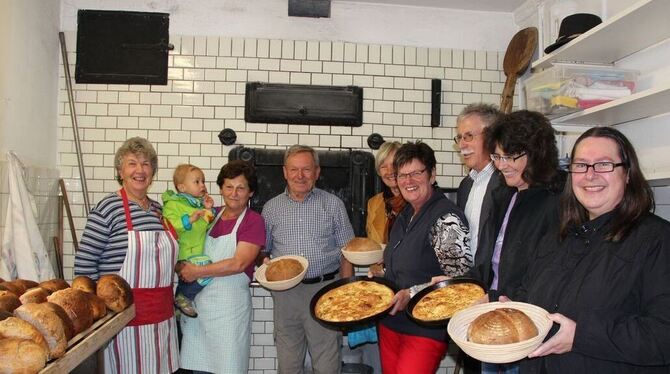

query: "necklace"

left=123, top=189, right=151, bottom=211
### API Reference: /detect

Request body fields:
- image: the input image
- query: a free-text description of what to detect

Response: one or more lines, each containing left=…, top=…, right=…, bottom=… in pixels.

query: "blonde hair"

left=375, top=141, right=401, bottom=172
left=172, top=164, right=204, bottom=191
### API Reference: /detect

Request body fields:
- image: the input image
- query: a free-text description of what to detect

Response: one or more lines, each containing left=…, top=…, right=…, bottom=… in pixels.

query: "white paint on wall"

left=60, top=0, right=518, bottom=51
left=0, top=0, right=60, bottom=167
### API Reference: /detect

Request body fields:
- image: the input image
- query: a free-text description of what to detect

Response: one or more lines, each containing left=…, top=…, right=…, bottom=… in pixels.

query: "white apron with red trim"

left=180, top=208, right=252, bottom=373
left=104, top=190, right=180, bottom=374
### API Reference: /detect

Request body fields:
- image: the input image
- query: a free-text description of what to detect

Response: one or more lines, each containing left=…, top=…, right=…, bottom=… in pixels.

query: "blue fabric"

left=188, top=255, right=213, bottom=286
left=176, top=278, right=204, bottom=300
left=481, top=362, right=520, bottom=374
left=347, top=325, right=378, bottom=348
left=181, top=214, right=193, bottom=231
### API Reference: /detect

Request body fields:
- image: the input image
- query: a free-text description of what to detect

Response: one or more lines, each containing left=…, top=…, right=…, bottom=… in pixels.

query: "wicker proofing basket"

left=447, top=301, right=552, bottom=364
left=341, top=244, right=385, bottom=266
left=255, top=255, right=309, bottom=291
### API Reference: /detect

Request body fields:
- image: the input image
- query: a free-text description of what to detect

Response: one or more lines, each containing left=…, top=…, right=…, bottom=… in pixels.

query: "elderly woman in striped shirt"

left=75, top=137, right=179, bottom=374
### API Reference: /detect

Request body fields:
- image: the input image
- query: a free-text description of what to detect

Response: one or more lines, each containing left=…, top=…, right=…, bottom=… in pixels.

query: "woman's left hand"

left=528, top=313, right=576, bottom=358
left=388, top=289, right=411, bottom=316
left=178, top=262, right=200, bottom=283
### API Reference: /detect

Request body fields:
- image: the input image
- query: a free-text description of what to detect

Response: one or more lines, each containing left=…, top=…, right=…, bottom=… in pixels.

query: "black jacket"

left=466, top=185, right=560, bottom=301
left=518, top=212, right=670, bottom=374
left=458, top=171, right=514, bottom=284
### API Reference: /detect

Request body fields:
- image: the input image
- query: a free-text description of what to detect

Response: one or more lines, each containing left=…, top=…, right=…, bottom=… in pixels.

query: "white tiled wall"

left=57, top=32, right=509, bottom=372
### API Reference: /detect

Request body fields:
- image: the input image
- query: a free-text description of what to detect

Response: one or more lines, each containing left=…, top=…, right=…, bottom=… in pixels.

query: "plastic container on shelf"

left=524, top=63, right=638, bottom=118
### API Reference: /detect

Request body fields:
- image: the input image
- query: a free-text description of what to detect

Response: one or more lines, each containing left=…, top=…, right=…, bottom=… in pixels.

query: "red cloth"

left=379, top=323, right=447, bottom=374
left=127, top=286, right=174, bottom=326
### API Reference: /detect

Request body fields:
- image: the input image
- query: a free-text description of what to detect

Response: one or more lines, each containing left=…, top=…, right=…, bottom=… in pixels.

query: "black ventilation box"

left=75, top=10, right=171, bottom=85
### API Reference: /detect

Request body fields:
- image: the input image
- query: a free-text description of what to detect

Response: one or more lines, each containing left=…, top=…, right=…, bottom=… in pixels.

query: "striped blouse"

left=74, top=193, right=164, bottom=281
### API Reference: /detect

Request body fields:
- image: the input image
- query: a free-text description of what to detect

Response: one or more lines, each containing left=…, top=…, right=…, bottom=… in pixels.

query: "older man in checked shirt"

left=262, top=144, right=354, bottom=374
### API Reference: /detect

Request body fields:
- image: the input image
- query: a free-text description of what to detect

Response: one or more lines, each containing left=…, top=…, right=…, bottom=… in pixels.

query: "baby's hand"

left=203, top=193, right=214, bottom=209
left=189, top=210, right=205, bottom=223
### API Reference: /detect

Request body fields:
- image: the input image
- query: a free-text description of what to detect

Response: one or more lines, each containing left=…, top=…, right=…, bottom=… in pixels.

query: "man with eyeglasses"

left=453, top=104, right=514, bottom=374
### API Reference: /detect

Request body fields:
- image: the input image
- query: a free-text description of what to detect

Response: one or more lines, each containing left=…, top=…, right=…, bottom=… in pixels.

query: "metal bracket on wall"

left=218, top=129, right=237, bottom=145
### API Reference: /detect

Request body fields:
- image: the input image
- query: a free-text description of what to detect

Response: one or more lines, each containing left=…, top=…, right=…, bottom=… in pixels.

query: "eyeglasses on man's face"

left=396, top=168, right=427, bottom=181
left=490, top=152, right=527, bottom=163
left=453, top=132, right=481, bottom=144
left=569, top=162, right=626, bottom=173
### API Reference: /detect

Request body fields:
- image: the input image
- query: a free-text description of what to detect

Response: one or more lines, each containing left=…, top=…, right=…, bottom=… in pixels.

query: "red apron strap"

left=127, top=286, right=174, bottom=326
left=119, top=188, right=134, bottom=231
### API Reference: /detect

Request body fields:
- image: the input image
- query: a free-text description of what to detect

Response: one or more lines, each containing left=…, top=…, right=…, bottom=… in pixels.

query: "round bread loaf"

left=0, top=281, right=25, bottom=297
left=43, top=302, right=75, bottom=341
left=0, top=317, right=49, bottom=352
left=0, top=294, right=21, bottom=313
left=0, top=337, right=48, bottom=374
left=47, top=288, right=94, bottom=335
left=39, top=278, right=70, bottom=294
left=14, top=279, right=39, bottom=291
left=14, top=303, right=68, bottom=359
left=72, top=276, right=96, bottom=294
left=0, top=291, right=15, bottom=298
left=19, top=287, right=49, bottom=305
left=344, top=237, right=382, bottom=252
left=266, top=259, right=304, bottom=281
left=96, top=274, right=133, bottom=313
left=467, top=308, right=538, bottom=345
left=84, top=292, right=108, bottom=320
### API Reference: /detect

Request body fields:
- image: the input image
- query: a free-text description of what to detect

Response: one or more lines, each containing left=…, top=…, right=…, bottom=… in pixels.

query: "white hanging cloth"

left=0, top=151, right=55, bottom=281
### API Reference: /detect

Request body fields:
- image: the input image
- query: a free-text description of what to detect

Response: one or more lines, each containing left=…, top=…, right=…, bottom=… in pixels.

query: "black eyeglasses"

left=490, top=152, right=527, bottom=163
left=453, top=132, right=481, bottom=143
left=396, top=168, right=427, bottom=181
left=569, top=162, right=626, bottom=173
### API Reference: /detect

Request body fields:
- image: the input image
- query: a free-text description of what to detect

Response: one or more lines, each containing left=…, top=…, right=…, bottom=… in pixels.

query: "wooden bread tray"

left=39, top=304, right=135, bottom=374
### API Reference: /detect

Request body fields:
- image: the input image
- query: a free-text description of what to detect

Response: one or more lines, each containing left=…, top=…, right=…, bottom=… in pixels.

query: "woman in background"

left=517, top=127, right=670, bottom=373
left=75, top=137, right=179, bottom=373
left=366, top=141, right=405, bottom=245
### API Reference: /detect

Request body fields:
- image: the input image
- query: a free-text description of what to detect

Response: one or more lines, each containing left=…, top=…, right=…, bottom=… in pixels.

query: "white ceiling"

left=335, top=0, right=525, bottom=12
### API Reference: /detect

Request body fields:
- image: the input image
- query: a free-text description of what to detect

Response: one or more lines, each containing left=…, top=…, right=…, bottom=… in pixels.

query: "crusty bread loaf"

left=83, top=292, right=108, bottom=320
left=43, top=302, right=75, bottom=341
left=38, top=279, right=70, bottom=295
left=19, top=287, right=49, bottom=305
left=14, top=303, right=68, bottom=359
left=467, top=308, right=538, bottom=345
left=14, top=279, right=39, bottom=291
left=0, top=291, right=15, bottom=298
left=0, top=282, right=25, bottom=297
left=0, top=337, right=48, bottom=374
left=47, top=288, right=93, bottom=335
left=0, top=294, right=21, bottom=313
left=0, top=317, right=49, bottom=353
left=344, top=237, right=382, bottom=252
left=71, top=276, right=96, bottom=294
left=96, top=274, right=133, bottom=313
left=266, top=259, right=304, bottom=281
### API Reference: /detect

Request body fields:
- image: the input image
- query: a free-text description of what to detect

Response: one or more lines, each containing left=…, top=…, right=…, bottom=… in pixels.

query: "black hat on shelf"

left=544, top=13, right=602, bottom=54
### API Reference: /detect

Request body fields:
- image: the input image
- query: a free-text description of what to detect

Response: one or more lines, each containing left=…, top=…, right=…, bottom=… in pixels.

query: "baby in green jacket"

left=162, top=164, right=215, bottom=318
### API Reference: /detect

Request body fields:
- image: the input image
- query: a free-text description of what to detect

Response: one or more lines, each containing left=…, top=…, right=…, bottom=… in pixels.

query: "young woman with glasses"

left=515, top=126, right=670, bottom=373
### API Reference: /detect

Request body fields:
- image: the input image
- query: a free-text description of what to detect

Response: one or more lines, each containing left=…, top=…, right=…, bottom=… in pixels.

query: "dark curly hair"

left=486, top=110, right=560, bottom=188
left=560, top=127, right=654, bottom=242
left=216, top=160, right=258, bottom=192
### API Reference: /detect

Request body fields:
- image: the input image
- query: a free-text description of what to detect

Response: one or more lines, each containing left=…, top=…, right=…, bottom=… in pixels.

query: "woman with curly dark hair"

left=467, top=110, right=564, bottom=374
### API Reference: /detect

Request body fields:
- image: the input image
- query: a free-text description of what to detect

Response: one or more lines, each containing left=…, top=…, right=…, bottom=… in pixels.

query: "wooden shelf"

left=40, top=304, right=135, bottom=374
left=532, top=0, right=670, bottom=71
left=550, top=82, right=670, bottom=127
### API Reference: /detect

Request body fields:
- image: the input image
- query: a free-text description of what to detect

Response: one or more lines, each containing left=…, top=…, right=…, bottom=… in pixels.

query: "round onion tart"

left=314, top=281, right=394, bottom=322
left=412, top=283, right=485, bottom=321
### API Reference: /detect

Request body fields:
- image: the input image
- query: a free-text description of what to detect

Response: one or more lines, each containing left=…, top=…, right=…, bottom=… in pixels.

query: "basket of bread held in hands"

left=256, top=255, right=309, bottom=291
left=341, top=237, right=385, bottom=266
left=0, top=275, right=133, bottom=373
left=447, top=301, right=553, bottom=364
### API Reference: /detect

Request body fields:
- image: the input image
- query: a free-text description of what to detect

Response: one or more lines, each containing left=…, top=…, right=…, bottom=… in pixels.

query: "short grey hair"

left=284, top=144, right=319, bottom=166
left=375, top=141, right=401, bottom=172
left=114, top=137, right=158, bottom=184
left=456, top=103, right=501, bottom=128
